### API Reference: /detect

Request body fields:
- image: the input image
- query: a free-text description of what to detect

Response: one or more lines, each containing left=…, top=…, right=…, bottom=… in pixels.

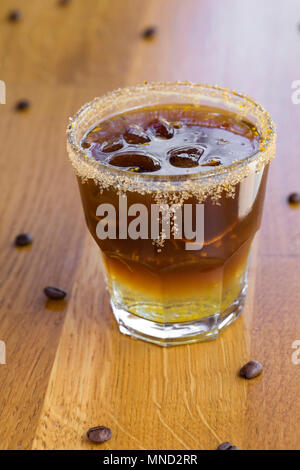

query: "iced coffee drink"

left=67, top=83, right=276, bottom=345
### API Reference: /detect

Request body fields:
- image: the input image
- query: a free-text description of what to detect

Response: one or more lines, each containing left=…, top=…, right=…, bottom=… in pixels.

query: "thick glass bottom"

left=111, top=276, right=248, bottom=347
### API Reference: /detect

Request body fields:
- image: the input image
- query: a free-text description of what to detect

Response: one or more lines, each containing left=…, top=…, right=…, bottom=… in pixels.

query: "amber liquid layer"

left=78, top=168, right=268, bottom=323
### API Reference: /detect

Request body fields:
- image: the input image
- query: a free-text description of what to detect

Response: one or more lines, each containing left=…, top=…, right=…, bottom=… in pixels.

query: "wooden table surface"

left=0, top=0, right=300, bottom=451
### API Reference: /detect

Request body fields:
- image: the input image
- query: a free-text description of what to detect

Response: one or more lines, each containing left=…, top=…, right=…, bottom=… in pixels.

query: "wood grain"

left=0, top=0, right=300, bottom=450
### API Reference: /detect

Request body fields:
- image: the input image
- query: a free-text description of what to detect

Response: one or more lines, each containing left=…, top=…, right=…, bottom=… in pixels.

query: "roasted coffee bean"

left=217, top=441, right=232, bottom=450
left=239, top=360, right=263, bottom=379
left=15, top=99, right=30, bottom=111
left=124, top=125, right=150, bottom=144
left=288, top=192, right=300, bottom=204
left=217, top=441, right=238, bottom=450
left=44, top=286, right=67, bottom=300
left=141, top=26, right=157, bottom=40
left=8, top=10, right=22, bottom=22
left=15, top=233, right=33, bottom=247
left=87, top=426, right=112, bottom=444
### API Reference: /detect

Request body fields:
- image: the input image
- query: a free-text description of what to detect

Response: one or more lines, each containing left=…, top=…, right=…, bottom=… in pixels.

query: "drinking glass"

left=67, top=82, right=276, bottom=346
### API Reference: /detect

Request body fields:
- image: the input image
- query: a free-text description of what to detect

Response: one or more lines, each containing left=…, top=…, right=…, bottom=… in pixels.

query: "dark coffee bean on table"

left=44, top=286, right=67, bottom=300
left=141, top=26, right=157, bottom=40
left=7, top=10, right=22, bottom=22
left=15, top=233, right=33, bottom=247
left=217, top=441, right=232, bottom=450
left=288, top=192, right=300, bottom=204
left=239, top=360, right=263, bottom=379
left=15, top=99, right=30, bottom=111
left=87, top=426, right=112, bottom=443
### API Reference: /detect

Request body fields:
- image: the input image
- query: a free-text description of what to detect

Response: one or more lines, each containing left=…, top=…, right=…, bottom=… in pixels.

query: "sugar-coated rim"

left=66, top=81, right=276, bottom=193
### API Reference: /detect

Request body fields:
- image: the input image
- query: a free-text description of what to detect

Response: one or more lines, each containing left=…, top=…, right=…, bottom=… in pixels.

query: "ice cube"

left=148, top=118, right=174, bottom=139
left=124, top=125, right=151, bottom=144
left=168, top=146, right=204, bottom=168
left=101, top=137, right=124, bottom=153
left=109, top=152, right=161, bottom=172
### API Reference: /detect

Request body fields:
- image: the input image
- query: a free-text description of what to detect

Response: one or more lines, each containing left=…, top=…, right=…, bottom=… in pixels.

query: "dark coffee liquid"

left=81, top=104, right=260, bottom=175
left=78, top=104, right=266, bottom=323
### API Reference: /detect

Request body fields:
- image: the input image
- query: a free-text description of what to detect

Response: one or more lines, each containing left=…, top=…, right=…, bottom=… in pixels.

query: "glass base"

left=111, top=279, right=248, bottom=347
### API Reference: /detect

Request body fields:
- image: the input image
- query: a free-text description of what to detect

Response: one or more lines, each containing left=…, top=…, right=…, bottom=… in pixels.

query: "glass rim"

left=67, top=81, right=276, bottom=185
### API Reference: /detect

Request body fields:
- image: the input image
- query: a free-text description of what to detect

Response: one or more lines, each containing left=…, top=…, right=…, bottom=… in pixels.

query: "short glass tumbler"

left=67, top=82, right=276, bottom=346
